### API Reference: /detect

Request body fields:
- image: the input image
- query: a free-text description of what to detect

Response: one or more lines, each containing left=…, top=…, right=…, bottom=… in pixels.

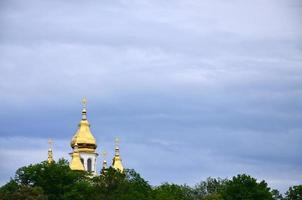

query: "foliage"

left=12, top=159, right=92, bottom=200
left=221, top=174, right=274, bottom=200
left=0, top=179, right=47, bottom=200
left=193, top=177, right=226, bottom=199
left=202, top=193, right=224, bottom=200
left=0, top=160, right=301, bottom=200
left=284, top=185, right=302, bottom=200
left=91, top=167, right=153, bottom=200
left=271, top=189, right=283, bottom=200
left=153, top=183, right=194, bottom=200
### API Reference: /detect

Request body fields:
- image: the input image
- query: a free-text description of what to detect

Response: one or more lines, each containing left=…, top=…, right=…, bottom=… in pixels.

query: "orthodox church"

left=47, top=98, right=124, bottom=174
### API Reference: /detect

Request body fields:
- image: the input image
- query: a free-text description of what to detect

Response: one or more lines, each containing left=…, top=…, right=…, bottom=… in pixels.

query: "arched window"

left=87, top=158, right=92, bottom=172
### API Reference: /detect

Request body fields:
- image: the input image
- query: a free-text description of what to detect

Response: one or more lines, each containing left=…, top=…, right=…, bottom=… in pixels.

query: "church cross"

left=82, top=97, right=87, bottom=108
left=115, top=137, right=120, bottom=147
left=48, top=138, right=53, bottom=149
left=102, top=150, right=107, bottom=158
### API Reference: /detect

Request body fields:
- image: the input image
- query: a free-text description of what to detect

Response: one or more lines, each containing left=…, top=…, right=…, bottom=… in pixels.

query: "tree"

left=202, top=193, right=224, bottom=200
left=3, top=160, right=301, bottom=200
left=122, top=169, right=153, bottom=200
left=181, top=184, right=195, bottom=200
left=0, top=179, right=47, bottom=200
left=221, top=174, right=273, bottom=200
left=14, top=159, right=92, bottom=200
left=1, top=161, right=154, bottom=200
left=153, top=183, right=194, bottom=200
left=91, top=167, right=153, bottom=200
left=271, top=189, right=283, bottom=200
left=284, top=185, right=302, bottom=200
left=194, top=177, right=226, bottom=199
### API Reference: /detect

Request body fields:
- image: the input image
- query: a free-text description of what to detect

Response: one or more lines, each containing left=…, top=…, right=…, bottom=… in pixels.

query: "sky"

left=0, top=0, right=302, bottom=193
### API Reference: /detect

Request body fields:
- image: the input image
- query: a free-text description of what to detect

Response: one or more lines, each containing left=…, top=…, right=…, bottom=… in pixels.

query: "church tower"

left=101, top=150, right=108, bottom=175
left=112, top=137, right=124, bottom=172
left=70, top=98, right=98, bottom=174
left=47, top=139, right=54, bottom=164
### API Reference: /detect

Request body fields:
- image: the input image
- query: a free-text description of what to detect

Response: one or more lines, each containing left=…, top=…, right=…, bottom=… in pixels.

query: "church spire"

left=69, top=143, right=85, bottom=171
left=81, top=97, right=87, bottom=120
left=112, top=137, right=124, bottom=172
left=47, top=139, right=54, bottom=164
left=70, top=97, right=97, bottom=150
left=70, top=98, right=98, bottom=174
left=102, top=150, right=108, bottom=169
left=101, top=150, right=108, bottom=174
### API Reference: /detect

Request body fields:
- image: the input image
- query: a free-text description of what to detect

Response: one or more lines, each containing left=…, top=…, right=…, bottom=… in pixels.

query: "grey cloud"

left=0, top=0, right=302, bottom=194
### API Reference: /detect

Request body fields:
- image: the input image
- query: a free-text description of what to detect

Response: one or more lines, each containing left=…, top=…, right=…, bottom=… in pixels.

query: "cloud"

left=0, top=0, right=301, bottom=194
left=0, top=137, right=68, bottom=185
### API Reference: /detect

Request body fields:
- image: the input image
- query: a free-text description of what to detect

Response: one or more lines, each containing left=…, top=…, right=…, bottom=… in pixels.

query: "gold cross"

left=115, top=137, right=120, bottom=146
left=102, top=150, right=107, bottom=158
left=48, top=138, right=53, bottom=148
left=82, top=97, right=87, bottom=108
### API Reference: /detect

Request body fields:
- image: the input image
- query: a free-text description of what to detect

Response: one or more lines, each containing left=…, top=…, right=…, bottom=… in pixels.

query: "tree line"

left=0, top=159, right=301, bottom=200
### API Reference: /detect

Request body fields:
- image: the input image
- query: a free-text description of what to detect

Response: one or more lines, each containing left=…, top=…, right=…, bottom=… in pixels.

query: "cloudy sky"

left=0, top=0, right=301, bottom=193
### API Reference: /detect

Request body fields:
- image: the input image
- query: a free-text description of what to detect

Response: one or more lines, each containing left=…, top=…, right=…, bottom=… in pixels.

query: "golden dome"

left=112, top=138, right=124, bottom=172
left=70, top=99, right=97, bottom=152
left=69, top=143, right=85, bottom=171
left=112, top=154, right=124, bottom=172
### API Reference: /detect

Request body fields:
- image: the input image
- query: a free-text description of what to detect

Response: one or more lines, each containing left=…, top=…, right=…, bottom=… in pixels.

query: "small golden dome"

left=112, top=156, right=124, bottom=173
left=70, top=143, right=85, bottom=171
left=70, top=99, right=97, bottom=151
left=47, top=139, right=54, bottom=164
left=112, top=138, right=124, bottom=172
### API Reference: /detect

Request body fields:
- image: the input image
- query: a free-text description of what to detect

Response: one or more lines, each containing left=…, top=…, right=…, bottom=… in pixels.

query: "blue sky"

left=0, top=0, right=301, bottom=193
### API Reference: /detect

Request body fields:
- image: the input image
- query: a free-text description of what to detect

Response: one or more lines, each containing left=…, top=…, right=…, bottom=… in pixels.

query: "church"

left=47, top=98, right=124, bottom=174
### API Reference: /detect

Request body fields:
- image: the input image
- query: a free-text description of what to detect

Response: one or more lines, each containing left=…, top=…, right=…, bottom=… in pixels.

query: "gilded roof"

left=112, top=146, right=124, bottom=172
left=71, top=119, right=97, bottom=149
left=69, top=144, right=85, bottom=171
left=70, top=102, right=97, bottom=150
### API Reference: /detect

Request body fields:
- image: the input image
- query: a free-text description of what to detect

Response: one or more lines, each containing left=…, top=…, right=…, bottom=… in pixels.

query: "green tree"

left=0, top=179, right=47, bottom=200
left=153, top=183, right=194, bottom=200
left=4, top=160, right=298, bottom=200
left=194, top=177, right=226, bottom=199
left=14, top=159, right=92, bottom=200
left=221, top=174, right=273, bottom=200
left=202, top=193, right=224, bottom=200
left=271, top=189, right=283, bottom=200
left=92, top=167, right=153, bottom=200
left=284, top=185, right=302, bottom=200
left=1, top=161, right=154, bottom=200
left=122, top=169, right=153, bottom=200
left=181, top=184, right=195, bottom=200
